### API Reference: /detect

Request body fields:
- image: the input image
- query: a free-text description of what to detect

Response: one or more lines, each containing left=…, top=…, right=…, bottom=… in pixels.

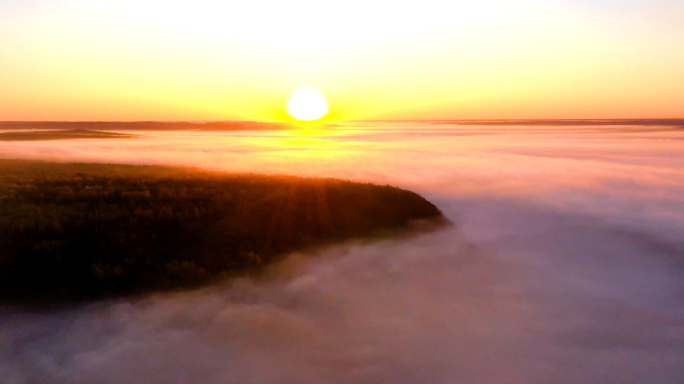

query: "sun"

left=286, top=88, right=329, bottom=121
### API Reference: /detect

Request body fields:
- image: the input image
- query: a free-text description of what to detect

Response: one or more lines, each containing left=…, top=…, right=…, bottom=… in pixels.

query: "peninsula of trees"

left=0, top=160, right=446, bottom=304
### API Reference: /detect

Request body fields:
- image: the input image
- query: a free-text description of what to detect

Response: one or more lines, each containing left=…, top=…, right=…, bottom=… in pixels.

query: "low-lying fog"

left=1, top=123, right=683, bottom=383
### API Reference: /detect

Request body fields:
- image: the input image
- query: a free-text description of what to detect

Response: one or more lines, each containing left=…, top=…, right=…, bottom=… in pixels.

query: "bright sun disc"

left=287, top=88, right=329, bottom=121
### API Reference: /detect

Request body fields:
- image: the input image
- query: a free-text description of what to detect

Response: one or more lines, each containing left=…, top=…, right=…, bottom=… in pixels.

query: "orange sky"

left=1, top=0, right=683, bottom=121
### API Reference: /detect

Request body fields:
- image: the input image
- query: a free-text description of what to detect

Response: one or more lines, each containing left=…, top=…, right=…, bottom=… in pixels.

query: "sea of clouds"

left=1, top=123, right=683, bottom=383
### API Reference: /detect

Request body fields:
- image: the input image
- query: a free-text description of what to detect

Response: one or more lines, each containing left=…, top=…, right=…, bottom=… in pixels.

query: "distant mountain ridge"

left=0, top=129, right=139, bottom=141
left=0, top=121, right=295, bottom=131
left=430, top=119, right=684, bottom=126
left=3, top=120, right=682, bottom=131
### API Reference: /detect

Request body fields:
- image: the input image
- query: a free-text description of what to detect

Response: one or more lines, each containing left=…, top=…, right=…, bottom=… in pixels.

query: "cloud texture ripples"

left=1, top=123, right=683, bottom=383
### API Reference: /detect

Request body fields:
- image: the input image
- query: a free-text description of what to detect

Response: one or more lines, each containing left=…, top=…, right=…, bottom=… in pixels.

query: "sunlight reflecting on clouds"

left=2, top=123, right=684, bottom=383
left=2, top=123, right=683, bottom=241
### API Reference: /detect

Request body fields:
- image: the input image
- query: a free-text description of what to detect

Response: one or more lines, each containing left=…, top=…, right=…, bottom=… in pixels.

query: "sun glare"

left=286, top=88, right=329, bottom=122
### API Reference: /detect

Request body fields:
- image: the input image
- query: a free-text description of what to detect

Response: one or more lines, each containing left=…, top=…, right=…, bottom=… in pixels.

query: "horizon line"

left=1, top=118, right=684, bottom=124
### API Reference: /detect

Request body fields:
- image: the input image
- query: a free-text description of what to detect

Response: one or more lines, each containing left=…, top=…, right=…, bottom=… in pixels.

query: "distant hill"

left=0, top=121, right=295, bottom=131
left=0, top=129, right=138, bottom=141
left=430, top=119, right=684, bottom=126
left=0, top=160, right=447, bottom=304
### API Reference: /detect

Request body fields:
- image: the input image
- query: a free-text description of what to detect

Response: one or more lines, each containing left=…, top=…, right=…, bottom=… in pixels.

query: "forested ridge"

left=0, top=129, right=138, bottom=141
left=0, top=160, right=446, bottom=303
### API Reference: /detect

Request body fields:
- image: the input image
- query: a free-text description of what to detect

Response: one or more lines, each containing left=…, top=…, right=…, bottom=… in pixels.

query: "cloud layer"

left=1, top=123, right=683, bottom=383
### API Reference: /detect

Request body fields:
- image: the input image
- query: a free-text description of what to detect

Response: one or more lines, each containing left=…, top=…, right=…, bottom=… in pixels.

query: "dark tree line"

left=0, top=160, right=445, bottom=304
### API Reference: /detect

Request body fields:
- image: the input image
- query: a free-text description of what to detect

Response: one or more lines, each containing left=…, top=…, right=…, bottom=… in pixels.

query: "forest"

left=0, top=159, right=446, bottom=304
left=0, top=129, right=138, bottom=141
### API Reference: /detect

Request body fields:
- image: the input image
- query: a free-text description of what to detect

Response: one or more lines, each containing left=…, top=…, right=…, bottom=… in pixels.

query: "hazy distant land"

left=0, top=121, right=296, bottom=131
left=431, top=119, right=684, bottom=127
left=0, top=159, right=446, bottom=304
left=2, top=120, right=683, bottom=135
left=0, top=129, right=139, bottom=141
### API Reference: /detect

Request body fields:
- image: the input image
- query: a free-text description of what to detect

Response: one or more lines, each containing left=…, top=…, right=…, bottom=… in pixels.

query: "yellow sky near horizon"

left=1, top=0, right=683, bottom=121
